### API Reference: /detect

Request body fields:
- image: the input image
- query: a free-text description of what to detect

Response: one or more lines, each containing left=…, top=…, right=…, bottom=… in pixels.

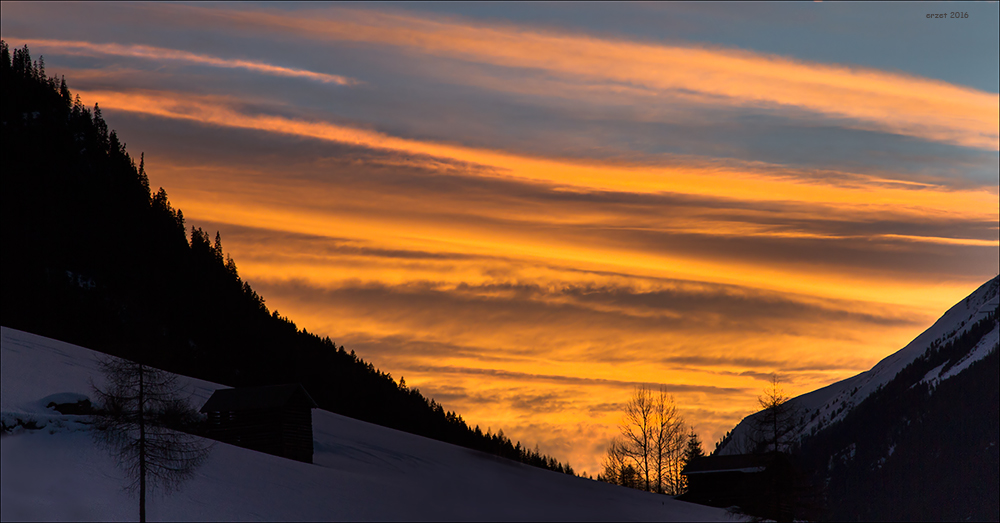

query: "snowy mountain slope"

left=0, top=327, right=728, bottom=522
left=717, top=276, right=1000, bottom=455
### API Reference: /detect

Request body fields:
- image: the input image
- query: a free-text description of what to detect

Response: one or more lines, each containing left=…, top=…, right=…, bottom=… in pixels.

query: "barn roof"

left=682, top=454, right=777, bottom=475
left=200, top=384, right=318, bottom=413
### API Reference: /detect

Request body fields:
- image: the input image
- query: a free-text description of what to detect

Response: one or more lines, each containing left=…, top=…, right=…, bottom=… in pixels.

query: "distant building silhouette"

left=681, top=453, right=792, bottom=508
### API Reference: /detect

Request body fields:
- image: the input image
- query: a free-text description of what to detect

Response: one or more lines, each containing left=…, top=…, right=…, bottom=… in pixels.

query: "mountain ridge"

left=717, top=275, right=999, bottom=456
left=716, top=275, right=999, bottom=521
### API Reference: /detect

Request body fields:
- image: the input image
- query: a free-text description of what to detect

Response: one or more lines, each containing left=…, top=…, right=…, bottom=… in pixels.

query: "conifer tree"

left=681, top=429, right=705, bottom=493
left=683, top=429, right=705, bottom=467
left=93, top=103, right=109, bottom=151
left=213, top=231, right=224, bottom=263
left=60, top=76, right=71, bottom=105
left=0, top=41, right=10, bottom=74
left=91, top=355, right=212, bottom=522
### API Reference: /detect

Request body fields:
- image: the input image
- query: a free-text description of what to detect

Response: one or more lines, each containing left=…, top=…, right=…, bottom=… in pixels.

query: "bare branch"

left=91, top=354, right=213, bottom=519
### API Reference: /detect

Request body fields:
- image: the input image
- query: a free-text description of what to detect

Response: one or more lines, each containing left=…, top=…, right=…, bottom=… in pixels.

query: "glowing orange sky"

left=3, top=2, right=997, bottom=476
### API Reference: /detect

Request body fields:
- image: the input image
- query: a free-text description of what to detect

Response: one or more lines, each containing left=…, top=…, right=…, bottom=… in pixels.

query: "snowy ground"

left=1, top=327, right=729, bottom=522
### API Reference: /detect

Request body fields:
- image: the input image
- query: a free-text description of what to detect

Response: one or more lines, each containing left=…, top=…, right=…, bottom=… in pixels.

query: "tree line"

left=0, top=40, right=574, bottom=476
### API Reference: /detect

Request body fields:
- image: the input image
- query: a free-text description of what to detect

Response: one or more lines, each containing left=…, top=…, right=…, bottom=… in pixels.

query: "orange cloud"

left=68, top=85, right=993, bottom=310
left=140, top=154, right=991, bottom=315
left=68, top=77, right=995, bottom=477
left=185, top=6, right=999, bottom=150
left=15, top=37, right=358, bottom=85
left=76, top=88, right=998, bottom=217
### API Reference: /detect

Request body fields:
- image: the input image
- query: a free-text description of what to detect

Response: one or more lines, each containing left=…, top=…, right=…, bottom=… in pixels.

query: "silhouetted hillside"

left=0, top=41, right=573, bottom=475
left=711, top=278, right=998, bottom=521
left=799, top=306, right=998, bottom=521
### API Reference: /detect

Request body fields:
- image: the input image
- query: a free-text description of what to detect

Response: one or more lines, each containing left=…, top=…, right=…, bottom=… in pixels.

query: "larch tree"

left=91, top=355, right=212, bottom=522
left=750, top=374, right=800, bottom=454
left=742, top=374, right=806, bottom=522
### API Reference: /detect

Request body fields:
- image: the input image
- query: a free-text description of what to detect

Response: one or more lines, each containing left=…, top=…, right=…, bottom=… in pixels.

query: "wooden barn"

left=680, top=453, right=792, bottom=508
left=200, top=384, right=318, bottom=463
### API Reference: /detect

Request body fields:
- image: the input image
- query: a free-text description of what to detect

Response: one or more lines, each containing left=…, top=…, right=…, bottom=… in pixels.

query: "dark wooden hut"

left=200, top=384, right=318, bottom=463
left=681, top=453, right=792, bottom=508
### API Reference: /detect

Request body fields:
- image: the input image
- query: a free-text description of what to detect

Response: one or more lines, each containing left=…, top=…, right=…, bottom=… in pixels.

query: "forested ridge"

left=797, top=305, right=999, bottom=521
left=687, top=301, right=998, bottom=521
left=0, top=41, right=575, bottom=475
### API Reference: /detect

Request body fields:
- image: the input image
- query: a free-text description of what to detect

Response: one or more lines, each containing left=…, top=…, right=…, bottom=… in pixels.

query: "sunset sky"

left=3, top=2, right=997, bottom=476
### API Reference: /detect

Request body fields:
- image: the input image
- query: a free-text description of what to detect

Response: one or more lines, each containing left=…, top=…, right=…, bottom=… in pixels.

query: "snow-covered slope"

left=717, top=276, right=1000, bottom=455
left=0, top=327, right=728, bottom=522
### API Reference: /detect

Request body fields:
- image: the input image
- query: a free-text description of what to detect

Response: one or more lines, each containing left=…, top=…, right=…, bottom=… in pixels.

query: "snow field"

left=1, top=327, right=729, bottom=522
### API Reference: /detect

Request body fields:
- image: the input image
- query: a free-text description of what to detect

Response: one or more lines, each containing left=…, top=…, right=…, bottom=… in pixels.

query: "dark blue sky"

left=334, top=2, right=1000, bottom=92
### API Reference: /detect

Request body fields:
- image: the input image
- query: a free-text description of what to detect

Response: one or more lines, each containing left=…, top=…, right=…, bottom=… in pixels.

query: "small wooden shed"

left=681, top=453, right=791, bottom=508
left=200, top=384, right=318, bottom=463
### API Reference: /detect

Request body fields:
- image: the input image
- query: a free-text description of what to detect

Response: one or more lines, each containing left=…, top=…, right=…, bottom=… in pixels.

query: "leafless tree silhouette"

left=91, top=356, right=212, bottom=522
left=748, top=374, right=800, bottom=454
left=602, top=385, right=687, bottom=494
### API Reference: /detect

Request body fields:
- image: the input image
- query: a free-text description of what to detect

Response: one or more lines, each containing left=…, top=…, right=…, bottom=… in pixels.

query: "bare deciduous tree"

left=621, top=385, right=656, bottom=491
left=603, top=385, right=689, bottom=494
left=601, top=436, right=634, bottom=487
left=91, top=356, right=212, bottom=522
left=653, top=391, right=687, bottom=494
